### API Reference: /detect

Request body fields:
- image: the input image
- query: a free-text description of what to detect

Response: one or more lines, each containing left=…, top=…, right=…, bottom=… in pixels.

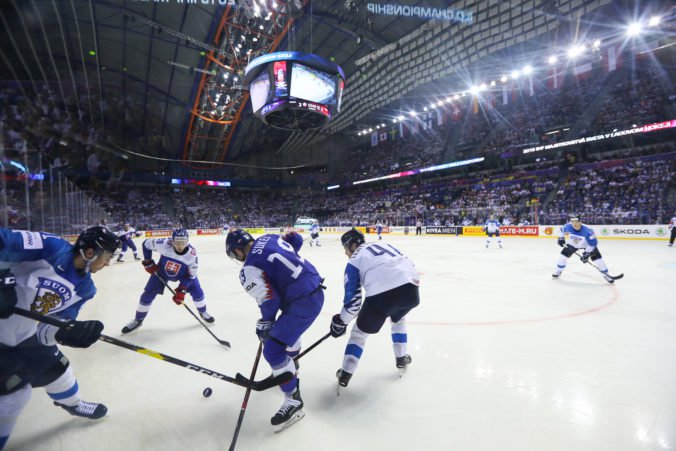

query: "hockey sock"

left=391, top=318, right=408, bottom=358
left=44, top=366, right=80, bottom=406
left=342, top=325, right=369, bottom=374
left=286, top=337, right=301, bottom=360
left=192, top=297, right=207, bottom=314
left=594, top=258, right=609, bottom=273
left=0, top=385, right=31, bottom=444
left=555, top=255, right=568, bottom=273
left=271, top=357, right=298, bottom=394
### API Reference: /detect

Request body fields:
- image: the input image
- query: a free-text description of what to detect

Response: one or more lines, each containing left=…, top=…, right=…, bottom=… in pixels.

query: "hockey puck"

left=202, top=387, right=212, bottom=398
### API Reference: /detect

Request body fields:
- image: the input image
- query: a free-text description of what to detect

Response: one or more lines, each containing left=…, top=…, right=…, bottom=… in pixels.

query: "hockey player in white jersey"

left=553, top=215, right=615, bottom=283
left=121, top=229, right=213, bottom=333
left=329, top=230, right=420, bottom=388
left=0, top=226, right=120, bottom=449
left=116, top=223, right=141, bottom=262
left=308, top=221, right=320, bottom=247
left=484, top=215, right=502, bottom=248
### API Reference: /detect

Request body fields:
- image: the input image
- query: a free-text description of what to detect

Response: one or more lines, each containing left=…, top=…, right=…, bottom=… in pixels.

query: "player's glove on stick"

left=330, top=314, right=347, bottom=338
left=557, top=238, right=565, bottom=247
left=256, top=319, right=273, bottom=342
left=0, top=270, right=17, bottom=319
left=142, top=259, right=158, bottom=274
left=172, top=286, right=188, bottom=305
left=580, top=252, right=591, bottom=263
left=55, top=320, right=104, bottom=348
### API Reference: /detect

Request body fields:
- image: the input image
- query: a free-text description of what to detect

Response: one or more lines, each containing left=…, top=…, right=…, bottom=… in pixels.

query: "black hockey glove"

left=557, top=238, right=565, bottom=247
left=55, top=320, right=104, bottom=348
left=330, top=314, right=347, bottom=338
left=0, top=270, right=17, bottom=319
left=580, top=252, right=591, bottom=264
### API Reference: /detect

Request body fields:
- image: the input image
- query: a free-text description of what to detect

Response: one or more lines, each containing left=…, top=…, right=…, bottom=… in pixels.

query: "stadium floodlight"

left=626, top=22, right=642, bottom=37
left=397, top=115, right=404, bottom=120
left=479, top=83, right=487, bottom=91
left=393, top=118, right=398, bottom=123
left=454, top=94, right=460, bottom=100
left=423, top=106, right=428, bottom=111
left=593, top=39, right=601, bottom=49
left=511, top=69, right=520, bottom=79
left=548, top=55, right=558, bottom=65
left=376, top=125, right=380, bottom=129
left=357, top=131, right=361, bottom=135
left=470, top=85, right=480, bottom=95
left=430, top=103, right=436, bottom=108
left=500, top=75, right=508, bottom=83
left=409, top=111, right=417, bottom=116
left=437, top=101, right=443, bottom=106
left=368, top=128, right=373, bottom=132
left=490, top=80, right=496, bottom=86
left=381, top=123, right=385, bottom=127
left=649, top=16, right=661, bottom=27
left=567, top=44, right=585, bottom=59
left=445, top=97, right=452, bottom=102
left=523, top=65, right=533, bottom=75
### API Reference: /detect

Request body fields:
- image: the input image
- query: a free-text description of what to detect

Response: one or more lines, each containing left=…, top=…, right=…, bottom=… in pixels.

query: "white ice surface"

left=8, top=234, right=676, bottom=451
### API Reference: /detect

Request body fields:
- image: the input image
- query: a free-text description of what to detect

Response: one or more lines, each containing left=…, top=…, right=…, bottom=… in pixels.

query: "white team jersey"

left=485, top=220, right=500, bottom=233
left=349, top=242, right=419, bottom=297
left=669, top=217, right=676, bottom=229
left=143, top=238, right=199, bottom=279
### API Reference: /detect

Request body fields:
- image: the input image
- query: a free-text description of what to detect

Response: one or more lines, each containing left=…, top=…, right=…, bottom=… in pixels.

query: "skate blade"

left=398, top=367, right=408, bottom=378
left=272, top=410, right=305, bottom=433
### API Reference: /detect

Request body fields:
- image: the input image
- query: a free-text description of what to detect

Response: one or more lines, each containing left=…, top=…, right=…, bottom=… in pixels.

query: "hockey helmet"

left=172, top=228, right=189, bottom=243
left=225, top=229, right=255, bottom=262
left=341, top=229, right=365, bottom=250
left=75, top=226, right=121, bottom=255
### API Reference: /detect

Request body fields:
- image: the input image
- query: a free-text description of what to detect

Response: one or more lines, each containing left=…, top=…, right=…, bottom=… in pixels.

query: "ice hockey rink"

left=8, top=233, right=676, bottom=451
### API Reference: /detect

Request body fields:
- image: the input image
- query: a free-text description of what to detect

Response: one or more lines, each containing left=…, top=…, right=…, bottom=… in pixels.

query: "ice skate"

left=121, top=319, right=143, bottom=334
left=271, top=388, right=305, bottom=432
left=396, top=355, right=412, bottom=376
left=134, top=255, right=141, bottom=260
left=54, top=400, right=107, bottom=419
left=200, top=311, right=215, bottom=323
left=552, top=271, right=562, bottom=279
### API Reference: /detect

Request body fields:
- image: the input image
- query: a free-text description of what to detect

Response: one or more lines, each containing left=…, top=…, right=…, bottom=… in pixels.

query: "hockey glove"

left=55, top=320, right=104, bottom=348
left=580, top=252, right=591, bottom=264
left=330, top=314, right=347, bottom=338
left=0, top=270, right=17, bottom=319
left=256, top=319, right=273, bottom=342
left=557, top=238, right=565, bottom=247
left=172, top=286, right=188, bottom=305
left=142, top=259, right=158, bottom=274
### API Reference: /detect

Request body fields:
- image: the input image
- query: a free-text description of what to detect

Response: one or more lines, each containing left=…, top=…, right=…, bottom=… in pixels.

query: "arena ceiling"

left=0, top=0, right=667, bottom=171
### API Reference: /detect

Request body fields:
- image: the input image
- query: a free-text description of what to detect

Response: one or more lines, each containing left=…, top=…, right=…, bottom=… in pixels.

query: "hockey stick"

left=573, top=250, right=624, bottom=280
left=153, top=273, right=231, bottom=348
left=294, top=332, right=331, bottom=362
left=12, top=308, right=287, bottom=391
left=228, top=342, right=263, bottom=451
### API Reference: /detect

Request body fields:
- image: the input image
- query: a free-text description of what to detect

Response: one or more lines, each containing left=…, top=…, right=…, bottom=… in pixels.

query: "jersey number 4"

left=366, top=243, right=401, bottom=257
left=267, top=237, right=303, bottom=279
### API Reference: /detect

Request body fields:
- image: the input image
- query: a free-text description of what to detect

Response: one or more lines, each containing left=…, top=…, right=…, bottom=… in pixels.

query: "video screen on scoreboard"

left=290, top=63, right=336, bottom=105
left=250, top=71, right=270, bottom=113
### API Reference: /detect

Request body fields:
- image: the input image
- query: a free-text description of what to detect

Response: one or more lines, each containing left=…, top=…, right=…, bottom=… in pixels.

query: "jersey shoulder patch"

left=20, top=231, right=44, bottom=249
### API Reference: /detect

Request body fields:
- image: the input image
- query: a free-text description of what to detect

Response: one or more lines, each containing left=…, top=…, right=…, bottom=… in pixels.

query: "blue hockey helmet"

left=172, top=228, right=189, bottom=243
left=226, top=229, right=254, bottom=262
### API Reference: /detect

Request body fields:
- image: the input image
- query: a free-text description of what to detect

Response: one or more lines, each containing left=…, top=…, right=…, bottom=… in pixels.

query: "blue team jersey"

left=239, top=234, right=322, bottom=321
left=485, top=219, right=500, bottom=233
left=559, top=223, right=599, bottom=251
left=0, top=228, right=96, bottom=346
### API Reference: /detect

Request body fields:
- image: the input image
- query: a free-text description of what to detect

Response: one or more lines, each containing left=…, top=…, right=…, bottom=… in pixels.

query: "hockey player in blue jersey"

left=308, top=221, right=320, bottom=247
left=376, top=222, right=384, bottom=240
left=553, top=215, right=615, bottom=283
left=330, top=229, right=420, bottom=388
left=0, top=226, right=120, bottom=450
left=116, top=223, right=142, bottom=262
left=483, top=215, right=502, bottom=248
left=121, top=228, right=214, bottom=333
left=226, top=229, right=325, bottom=432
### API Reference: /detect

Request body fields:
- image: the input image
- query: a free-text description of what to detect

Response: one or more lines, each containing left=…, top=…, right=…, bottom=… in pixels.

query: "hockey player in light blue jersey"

left=116, top=223, right=141, bottom=262
left=553, top=215, right=615, bottom=283
left=484, top=215, right=502, bottom=248
left=0, top=226, right=120, bottom=450
left=226, top=229, right=325, bottom=432
left=121, top=228, right=213, bottom=333
left=308, top=221, right=320, bottom=247
left=330, top=229, right=420, bottom=388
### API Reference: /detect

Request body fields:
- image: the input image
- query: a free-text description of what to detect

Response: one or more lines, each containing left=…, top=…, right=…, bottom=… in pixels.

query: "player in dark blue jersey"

left=0, top=226, right=120, bottom=449
left=226, top=229, right=325, bottom=432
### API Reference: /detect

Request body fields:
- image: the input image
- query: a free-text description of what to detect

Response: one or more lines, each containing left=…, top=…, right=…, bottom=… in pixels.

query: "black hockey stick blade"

left=610, top=273, right=624, bottom=280
left=235, top=371, right=294, bottom=391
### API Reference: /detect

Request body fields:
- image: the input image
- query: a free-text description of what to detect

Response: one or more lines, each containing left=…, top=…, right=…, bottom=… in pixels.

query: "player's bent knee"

left=31, top=354, right=70, bottom=388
